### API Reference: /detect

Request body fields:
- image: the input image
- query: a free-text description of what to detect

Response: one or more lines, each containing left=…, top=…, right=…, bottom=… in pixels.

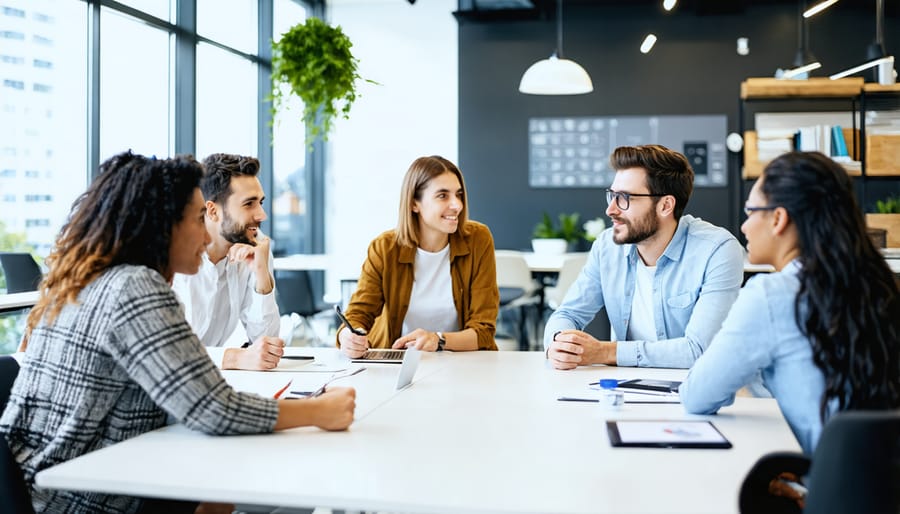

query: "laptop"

left=395, top=347, right=421, bottom=390
left=351, top=348, right=408, bottom=364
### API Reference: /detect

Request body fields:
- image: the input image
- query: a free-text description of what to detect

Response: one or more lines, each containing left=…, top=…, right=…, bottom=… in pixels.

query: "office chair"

left=0, top=253, right=42, bottom=293
left=543, top=253, right=588, bottom=311
left=495, top=251, right=541, bottom=351
left=739, top=410, right=900, bottom=514
left=0, top=355, right=34, bottom=514
left=274, top=270, right=328, bottom=346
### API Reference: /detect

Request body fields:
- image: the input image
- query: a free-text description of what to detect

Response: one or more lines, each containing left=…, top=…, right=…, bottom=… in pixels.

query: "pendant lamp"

left=518, top=0, right=593, bottom=95
left=781, top=0, right=821, bottom=79
left=829, top=0, right=895, bottom=84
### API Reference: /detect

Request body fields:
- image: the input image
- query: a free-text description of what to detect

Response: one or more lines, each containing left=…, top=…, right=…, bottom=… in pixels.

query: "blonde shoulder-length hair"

left=396, top=156, right=468, bottom=248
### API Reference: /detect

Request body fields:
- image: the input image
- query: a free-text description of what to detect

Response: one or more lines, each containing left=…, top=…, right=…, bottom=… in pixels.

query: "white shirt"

left=625, top=260, right=658, bottom=342
left=172, top=251, right=280, bottom=347
left=402, top=245, right=458, bottom=336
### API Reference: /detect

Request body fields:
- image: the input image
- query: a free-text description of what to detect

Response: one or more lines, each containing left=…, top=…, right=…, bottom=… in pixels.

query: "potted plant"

left=271, top=17, right=373, bottom=145
left=532, top=212, right=585, bottom=254
left=866, top=195, right=900, bottom=248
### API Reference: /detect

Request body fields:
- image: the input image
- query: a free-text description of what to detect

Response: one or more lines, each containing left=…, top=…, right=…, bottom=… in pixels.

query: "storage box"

left=866, top=134, right=900, bottom=176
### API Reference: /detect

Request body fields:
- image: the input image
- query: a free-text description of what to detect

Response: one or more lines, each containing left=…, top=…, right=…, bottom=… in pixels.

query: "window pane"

left=115, top=0, right=172, bottom=22
left=0, top=0, right=87, bottom=264
left=100, top=8, right=171, bottom=160
left=272, top=0, right=308, bottom=255
left=195, top=42, right=257, bottom=160
left=197, top=0, right=257, bottom=55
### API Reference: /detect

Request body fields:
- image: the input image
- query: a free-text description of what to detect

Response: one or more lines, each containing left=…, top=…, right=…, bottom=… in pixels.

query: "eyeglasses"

left=743, top=205, right=779, bottom=217
left=605, top=189, right=667, bottom=211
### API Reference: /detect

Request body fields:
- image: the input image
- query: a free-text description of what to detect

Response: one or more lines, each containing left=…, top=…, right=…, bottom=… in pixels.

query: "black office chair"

left=0, top=355, right=34, bottom=514
left=0, top=253, right=43, bottom=293
left=740, top=410, right=900, bottom=514
left=274, top=270, right=329, bottom=346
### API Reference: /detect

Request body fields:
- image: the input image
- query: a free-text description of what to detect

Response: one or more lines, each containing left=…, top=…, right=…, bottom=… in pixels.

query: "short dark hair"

left=610, top=145, right=694, bottom=219
left=200, top=153, right=260, bottom=204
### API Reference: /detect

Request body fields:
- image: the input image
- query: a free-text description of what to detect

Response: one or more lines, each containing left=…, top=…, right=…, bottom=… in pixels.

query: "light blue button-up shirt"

left=680, top=260, right=830, bottom=455
left=543, top=214, right=743, bottom=368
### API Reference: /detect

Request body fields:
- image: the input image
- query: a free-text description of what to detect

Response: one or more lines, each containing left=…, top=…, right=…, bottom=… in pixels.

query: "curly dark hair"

left=25, top=151, right=203, bottom=338
left=200, top=153, right=260, bottom=205
left=762, top=151, right=900, bottom=419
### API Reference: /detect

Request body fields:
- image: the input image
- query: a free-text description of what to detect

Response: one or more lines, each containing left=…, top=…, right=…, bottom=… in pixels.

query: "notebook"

left=351, top=348, right=408, bottom=363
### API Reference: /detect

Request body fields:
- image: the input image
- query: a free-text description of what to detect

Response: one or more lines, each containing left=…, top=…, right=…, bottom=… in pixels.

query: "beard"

left=220, top=209, right=257, bottom=246
left=611, top=210, right=659, bottom=245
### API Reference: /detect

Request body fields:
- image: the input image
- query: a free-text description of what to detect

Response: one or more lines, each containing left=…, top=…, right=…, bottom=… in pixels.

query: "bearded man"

left=173, top=153, right=284, bottom=371
left=544, top=145, right=743, bottom=370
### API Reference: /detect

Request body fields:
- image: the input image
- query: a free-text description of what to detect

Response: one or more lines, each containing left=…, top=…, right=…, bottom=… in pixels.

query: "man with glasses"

left=544, top=145, right=743, bottom=369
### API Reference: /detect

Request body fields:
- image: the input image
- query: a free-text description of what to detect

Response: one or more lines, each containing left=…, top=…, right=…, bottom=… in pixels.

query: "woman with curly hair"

left=1, top=151, right=355, bottom=513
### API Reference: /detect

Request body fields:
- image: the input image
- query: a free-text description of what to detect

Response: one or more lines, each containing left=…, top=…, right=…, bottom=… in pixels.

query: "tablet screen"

left=607, top=420, right=732, bottom=449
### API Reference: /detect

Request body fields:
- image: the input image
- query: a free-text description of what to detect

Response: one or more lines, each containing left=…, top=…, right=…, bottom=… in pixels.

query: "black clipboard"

left=606, top=420, right=732, bottom=449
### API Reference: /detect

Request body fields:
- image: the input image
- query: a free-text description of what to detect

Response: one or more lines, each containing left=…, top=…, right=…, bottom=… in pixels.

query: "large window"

left=271, top=0, right=309, bottom=255
left=99, top=8, right=172, bottom=161
left=195, top=42, right=258, bottom=159
left=0, top=0, right=87, bottom=262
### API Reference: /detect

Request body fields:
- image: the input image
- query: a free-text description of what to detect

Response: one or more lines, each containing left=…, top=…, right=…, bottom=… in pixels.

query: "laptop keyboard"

left=360, top=350, right=405, bottom=360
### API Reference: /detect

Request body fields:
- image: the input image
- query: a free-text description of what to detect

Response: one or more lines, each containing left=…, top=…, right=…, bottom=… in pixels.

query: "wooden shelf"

left=863, top=83, right=900, bottom=94
left=741, top=77, right=864, bottom=99
left=742, top=129, right=862, bottom=179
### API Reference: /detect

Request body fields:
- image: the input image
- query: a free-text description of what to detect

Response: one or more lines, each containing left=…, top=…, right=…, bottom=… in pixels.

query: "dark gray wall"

left=459, top=3, right=900, bottom=249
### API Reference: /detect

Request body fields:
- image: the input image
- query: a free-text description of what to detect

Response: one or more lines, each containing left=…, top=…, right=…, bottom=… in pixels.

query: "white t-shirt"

left=172, top=251, right=280, bottom=347
left=402, top=244, right=458, bottom=336
left=626, top=260, right=658, bottom=342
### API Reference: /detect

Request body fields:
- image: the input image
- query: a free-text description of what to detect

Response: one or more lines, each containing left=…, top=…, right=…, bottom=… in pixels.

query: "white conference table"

left=35, top=349, right=799, bottom=514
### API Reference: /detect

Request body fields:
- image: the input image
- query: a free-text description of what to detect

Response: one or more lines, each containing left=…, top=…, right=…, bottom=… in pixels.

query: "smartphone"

left=334, top=304, right=366, bottom=336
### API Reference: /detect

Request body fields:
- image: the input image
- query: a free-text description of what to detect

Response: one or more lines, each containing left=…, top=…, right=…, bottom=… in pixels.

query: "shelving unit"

left=738, top=77, right=900, bottom=212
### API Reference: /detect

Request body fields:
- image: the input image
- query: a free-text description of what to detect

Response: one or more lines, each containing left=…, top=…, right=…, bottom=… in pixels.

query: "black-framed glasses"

left=743, top=205, right=779, bottom=217
left=605, top=189, right=667, bottom=211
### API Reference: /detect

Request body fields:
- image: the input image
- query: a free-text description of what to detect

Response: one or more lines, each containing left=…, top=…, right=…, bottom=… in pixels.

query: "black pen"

left=281, top=355, right=314, bottom=360
left=557, top=397, right=599, bottom=403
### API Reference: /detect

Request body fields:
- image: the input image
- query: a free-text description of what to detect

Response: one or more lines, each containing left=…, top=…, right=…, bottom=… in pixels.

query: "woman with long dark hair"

left=680, top=151, right=900, bottom=455
left=1, top=151, right=355, bottom=513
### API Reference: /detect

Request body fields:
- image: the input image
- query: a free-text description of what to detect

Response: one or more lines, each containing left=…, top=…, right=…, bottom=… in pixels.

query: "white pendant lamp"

left=519, top=0, right=593, bottom=95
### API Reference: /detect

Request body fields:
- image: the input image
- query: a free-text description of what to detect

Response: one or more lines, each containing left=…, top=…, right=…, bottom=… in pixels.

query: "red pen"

left=273, top=379, right=293, bottom=399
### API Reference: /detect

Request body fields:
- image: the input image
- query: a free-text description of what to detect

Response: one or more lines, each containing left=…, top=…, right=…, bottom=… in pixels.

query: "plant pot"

left=866, top=213, right=900, bottom=248
left=532, top=238, right=567, bottom=255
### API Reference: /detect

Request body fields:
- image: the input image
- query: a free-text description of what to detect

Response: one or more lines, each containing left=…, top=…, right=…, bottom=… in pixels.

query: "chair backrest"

left=494, top=250, right=537, bottom=295
left=274, top=270, right=320, bottom=317
left=0, top=355, right=33, bottom=514
left=0, top=355, right=19, bottom=413
left=545, top=253, right=588, bottom=309
left=0, top=253, right=42, bottom=293
left=804, top=410, right=900, bottom=514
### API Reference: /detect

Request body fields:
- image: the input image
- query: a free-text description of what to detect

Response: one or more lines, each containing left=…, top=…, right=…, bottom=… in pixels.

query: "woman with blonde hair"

left=338, top=156, right=499, bottom=355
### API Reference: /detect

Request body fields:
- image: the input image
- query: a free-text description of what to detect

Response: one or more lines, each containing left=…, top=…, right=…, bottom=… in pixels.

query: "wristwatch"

left=435, top=331, right=446, bottom=352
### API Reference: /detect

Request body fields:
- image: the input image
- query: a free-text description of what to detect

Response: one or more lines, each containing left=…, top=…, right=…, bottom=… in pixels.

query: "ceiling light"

left=640, top=34, right=657, bottom=54
left=830, top=56, right=893, bottom=80
left=663, top=0, right=677, bottom=11
left=519, top=0, right=593, bottom=95
left=803, top=0, right=838, bottom=18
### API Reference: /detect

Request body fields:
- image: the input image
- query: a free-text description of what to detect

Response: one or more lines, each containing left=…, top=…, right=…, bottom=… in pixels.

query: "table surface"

left=0, top=290, right=39, bottom=312
left=35, top=349, right=800, bottom=514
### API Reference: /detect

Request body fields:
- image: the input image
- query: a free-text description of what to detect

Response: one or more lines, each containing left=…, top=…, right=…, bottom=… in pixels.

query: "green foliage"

left=875, top=195, right=900, bottom=214
left=271, top=17, right=372, bottom=145
left=532, top=212, right=586, bottom=243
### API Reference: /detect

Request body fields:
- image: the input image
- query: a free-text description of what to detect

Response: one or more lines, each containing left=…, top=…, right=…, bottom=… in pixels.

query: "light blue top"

left=543, top=214, right=744, bottom=368
left=679, top=260, right=829, bottom=455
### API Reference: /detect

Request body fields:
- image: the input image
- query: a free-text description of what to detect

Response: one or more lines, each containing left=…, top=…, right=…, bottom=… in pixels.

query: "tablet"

left=606, top=420, right=732, bottom=449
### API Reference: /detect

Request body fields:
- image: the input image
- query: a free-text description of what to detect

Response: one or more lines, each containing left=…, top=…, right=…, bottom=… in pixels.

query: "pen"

left=273, top=379, right=293, bottom=399
left=288, top=390, right=314, bottom=396
left=557, top=397, right=599, bottom=403
left=281, top=356, right=314, bottom=360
